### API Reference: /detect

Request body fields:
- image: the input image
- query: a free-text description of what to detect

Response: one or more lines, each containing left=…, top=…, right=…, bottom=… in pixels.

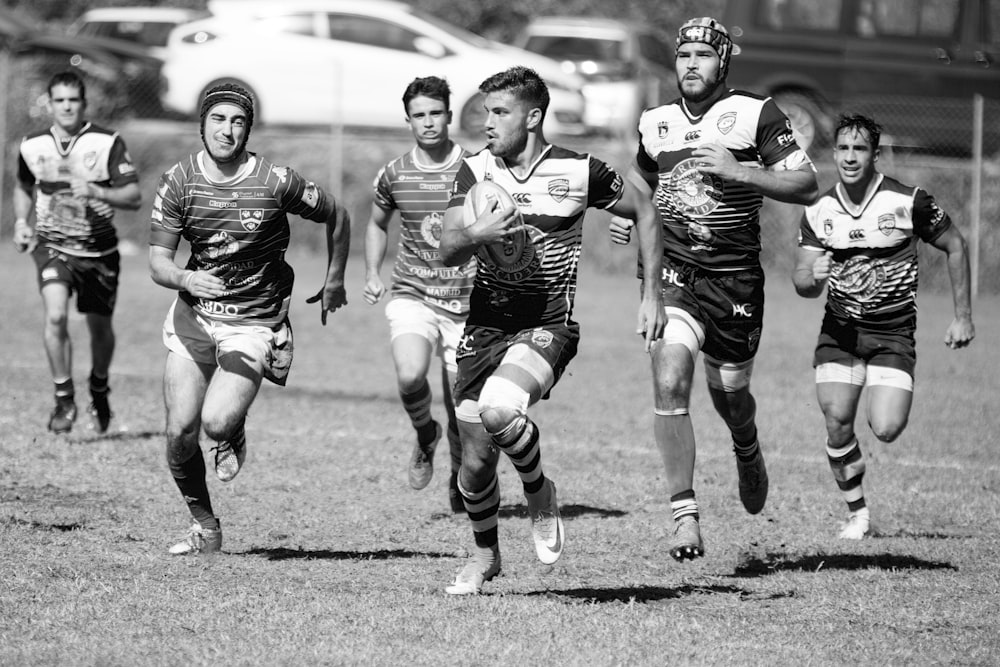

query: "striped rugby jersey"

left=150, top=151, right=337, bottom=328
left=636, top=89, right=810, bottom=271
left=799, top=173, right=952, bottom=324
left=373, top=143, right=474, bottom=318
left=17, top=122, right=138, bottom=257
left=448, top=145, right=624, bottom=331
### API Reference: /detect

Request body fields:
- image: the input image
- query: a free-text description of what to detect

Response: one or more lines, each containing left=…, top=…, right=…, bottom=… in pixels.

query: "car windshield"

left=524, top=35, right=624, bottom=62
left=413, top=9, right=493, bottom=48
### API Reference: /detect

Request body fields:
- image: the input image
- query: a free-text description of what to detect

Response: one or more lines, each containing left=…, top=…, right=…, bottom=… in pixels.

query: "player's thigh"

left=39, top=281, right=71, bottom=323
left=865, top=372, right=913, bottom=442
left=163, top=350, right=212, bottom=435
left=391, top=333, right=434, bottom=383
left=815, top=377, right=865, bottom=428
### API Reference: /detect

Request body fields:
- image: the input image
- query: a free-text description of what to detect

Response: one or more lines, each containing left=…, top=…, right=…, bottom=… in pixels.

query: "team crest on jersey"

left=548, top=178, right=570, bottom=203
left=482, top=224, right=542, bottom=280
left=836, top=256, right=886, bottom=304
left=717, top=112, right=737, bottom=135
left=420, top=212, right=444, bottom=248
left=878, top=213, right=896, bottom=236
left=50, top=191, right=86, bottom=224
left=84, top=151, right=98, bottom=170
left=823, top=219, right=834, bottom=237
left=658, top=121, right=669, bottom=139
left=530, top=328, right=554, bottom=349
left=240, top=209, right=264, bottom=232
left=668, top=157, right=724, bottom=216
left=271, top=166, right=288, bottom=183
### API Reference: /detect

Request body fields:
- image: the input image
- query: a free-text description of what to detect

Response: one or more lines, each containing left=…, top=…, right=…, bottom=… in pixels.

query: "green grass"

left=1, top=240, right=998, bottom=666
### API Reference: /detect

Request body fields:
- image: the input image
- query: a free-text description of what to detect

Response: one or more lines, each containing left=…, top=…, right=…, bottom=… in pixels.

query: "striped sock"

left=671, top=489, right=699, bottom=522
left=458, top=474, right=500, bottom=550
left=400, top=379, right=435, bottom=443
left=827, top=437, right=866, bottom=512
left=490, top=416, right=544, bottom=496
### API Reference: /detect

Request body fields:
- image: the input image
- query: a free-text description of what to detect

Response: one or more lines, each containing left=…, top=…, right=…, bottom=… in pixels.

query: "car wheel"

left=771, top=91, right=828, bottom=154
left=459, top=93, right=485, bottom=134
left=198, top=79, right=260, bottom=122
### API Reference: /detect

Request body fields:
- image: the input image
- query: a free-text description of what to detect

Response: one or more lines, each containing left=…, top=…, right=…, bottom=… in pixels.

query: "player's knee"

left=395, top=371, right=426, bottom=395
left=869, top=416, right=907, bottom=443
left=165, top=429, right=200, bottom=467
left=477, top=376, right=529, bottom=436
left=202, top=417, right=241, bottom=444
left=44, top=310, right=69, bottom=332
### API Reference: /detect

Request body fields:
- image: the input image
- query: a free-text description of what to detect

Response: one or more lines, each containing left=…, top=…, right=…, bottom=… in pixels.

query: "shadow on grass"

left=525, top=583, right=794, bottom=604
left=732, top=552, right=958, bottom=577
left=241, top=546, right=456, bottom=561
left=3, top=517, right=83, bottom=532
left=263, top=384, right=397, bottom=406
left=498, top=503, right=627, bottom=520
left=65, top=429, right=163, bottom=443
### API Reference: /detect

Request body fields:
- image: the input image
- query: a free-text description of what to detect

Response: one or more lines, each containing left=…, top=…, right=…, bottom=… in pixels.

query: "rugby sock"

left=671, top=490, right=699, bottom=522
left=88, top=371, right=109, bottom=396
left=729, top=397, right=760, bottom=461
left=169, top=449, right=217, bottom=530
left=732, top=430, right=760, bottom=462
left=827, top=437, right=867, bottom=512
left=459, top=474, right=500, bottom=550
left=447, top=420, right=462, bottom=474
left=400, top=379, right=436, bottom=444
left=491, top=416, right=545, bottom=495
left=54, top=377, right=74, bottom=400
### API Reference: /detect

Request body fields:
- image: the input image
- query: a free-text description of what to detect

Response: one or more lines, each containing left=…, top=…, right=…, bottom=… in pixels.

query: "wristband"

left=183, top=270, right=196, bottom=292
left=14, top=218, right=28, bottom=227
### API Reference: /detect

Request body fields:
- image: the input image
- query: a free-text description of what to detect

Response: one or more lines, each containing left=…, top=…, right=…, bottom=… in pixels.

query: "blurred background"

left=0, top=0, right=997, bottom=293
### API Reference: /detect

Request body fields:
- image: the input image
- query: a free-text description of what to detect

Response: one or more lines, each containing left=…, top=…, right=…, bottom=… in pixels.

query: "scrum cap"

left=200, top=83, right=255, bottom=128
left=677, top=17, right=734, bottom=79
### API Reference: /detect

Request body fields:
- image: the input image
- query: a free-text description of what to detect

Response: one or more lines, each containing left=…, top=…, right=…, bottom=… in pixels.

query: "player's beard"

left=204, top=135, right=247, bottom=165
left=679, top=74, right=722, bottom=105
left=488, top=128, right=528, bottom=161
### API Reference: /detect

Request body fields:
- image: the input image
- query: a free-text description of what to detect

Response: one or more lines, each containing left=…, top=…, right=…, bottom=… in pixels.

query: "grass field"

left=1, top=241, right=998, bottom=666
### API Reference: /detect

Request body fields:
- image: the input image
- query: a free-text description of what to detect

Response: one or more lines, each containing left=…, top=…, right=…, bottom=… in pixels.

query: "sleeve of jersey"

left=587, top=157, right=625, bottom=209
left=912, top=188, right=952, bottom=244
left=634, top=130, right=658, bottom=173
left=16, top=151, right=34, bottom=189
left=108, top=136, right=139, bottom=185
left=372, top=164, right=394, bottom=211
left=149, top=169, right=183, bottom=251
left=797, top=208, right=824, bottom=249
left=277, top=166, right=336, bottom=223
left=447, top=161, right=476, bottom=210
left=756, top=99, right=801, bottom=167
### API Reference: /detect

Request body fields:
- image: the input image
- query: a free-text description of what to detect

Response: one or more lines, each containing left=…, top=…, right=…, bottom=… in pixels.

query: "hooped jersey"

left=799, top=173, right=951, bottom=325
left=448, top=145, right=624, bottom=332
left=636, top=89, right=811, bottom=271
left=150, top=151, right=337, bottom=328
left=373, top=143, right=474, bottom=318
left=17, top=122, right=138, bottom=257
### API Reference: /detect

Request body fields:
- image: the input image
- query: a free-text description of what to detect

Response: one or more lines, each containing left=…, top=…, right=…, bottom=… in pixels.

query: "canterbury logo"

left=684, top=130, right=701, bottom=141
left=848, top=229, right=866, bottom=240
left=512, top=193, right=532, bottom=205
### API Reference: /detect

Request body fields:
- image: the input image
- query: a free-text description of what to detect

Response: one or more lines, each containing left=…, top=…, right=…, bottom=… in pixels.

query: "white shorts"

left=162, top=298, right=293, bottom=386
left=385, top=297, right=464, bottom=373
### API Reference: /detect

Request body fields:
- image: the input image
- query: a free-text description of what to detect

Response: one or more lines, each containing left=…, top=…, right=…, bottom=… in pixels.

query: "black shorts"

left=454, top=323, right=579, bottom=405
left=32, top=245, right=120, bottom=316
left=813, top=310, right=917, bottom=376
left=656, top=260, right=765, bottom=363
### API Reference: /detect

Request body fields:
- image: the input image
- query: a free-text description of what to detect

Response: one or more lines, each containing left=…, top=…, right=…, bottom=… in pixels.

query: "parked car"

left=0, top=8, right=164, bottom=120
left=514, top=17, right=676, bottom=136
left=68, top=7, right=210, bottom=59
left=160, top=0, right=587, bottom=135
left=720, top=0, right=1000, bottom=154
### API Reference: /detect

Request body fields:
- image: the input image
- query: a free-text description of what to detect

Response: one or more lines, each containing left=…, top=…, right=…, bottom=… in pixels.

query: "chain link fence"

left=1, top=43, right=997, bottom=295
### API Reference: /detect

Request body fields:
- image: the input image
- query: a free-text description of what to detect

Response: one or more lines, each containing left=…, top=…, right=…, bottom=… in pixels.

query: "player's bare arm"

left=693, top=143, right=818, bottom=205
left=363, top=203, right=394, bottom=305
left=440, top=201, right=521, bottom=266
left=308, top=200, right=351, bottom=325
left=12, top=185, right=35, bottom=252
left=70, top=179, right=142, bottom=210
left=793, top=247, right=832, bottom=298
left=930, top=224, right=975, bottom=349
left=608, top=178, right=665, bottom=350
left=149, top=244, right=227, bottom=299
left=609, top=164, right=656, bottom=246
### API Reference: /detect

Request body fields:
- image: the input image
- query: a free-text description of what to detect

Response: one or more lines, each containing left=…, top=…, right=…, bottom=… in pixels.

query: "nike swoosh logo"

left=549, top=516, right=564, bottom=555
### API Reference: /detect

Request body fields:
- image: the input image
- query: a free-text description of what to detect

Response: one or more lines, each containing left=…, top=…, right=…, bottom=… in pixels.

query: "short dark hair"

left=479, top=66, right=549, bottom=118
left=835, top=113, right=882, bottom=150
left=402, top=76, right=451, bottom=115
left=47, top=71, right=86, bottom=101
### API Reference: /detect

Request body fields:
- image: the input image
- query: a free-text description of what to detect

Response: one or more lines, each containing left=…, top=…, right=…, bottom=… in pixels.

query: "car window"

left=989, top=0, right=1000, bottom=45
left=255, top=13, right=314, bottom=37
left=757, top=0, right=841, bottom=31
left=524, top=36, right=624, bottom=61
left=857, top=0, right=959, bottom=39
left=327, top=14, right=419, bottom=52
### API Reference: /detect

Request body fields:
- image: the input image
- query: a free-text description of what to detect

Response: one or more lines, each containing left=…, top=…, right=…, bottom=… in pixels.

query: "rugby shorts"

left=32, top=245, right=120, bottom=316
left=813, top=310, right=917, bottom=377
left=385, top=297, right=465, bottom=373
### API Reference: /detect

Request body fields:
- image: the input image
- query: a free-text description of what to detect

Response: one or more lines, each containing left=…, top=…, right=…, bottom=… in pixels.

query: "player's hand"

left=609, top=216, right=634, bottom=245
left=692, top=143, right=741, bottom=181
left=183, top=268, right=228, bottom=299
left=943, top=317, right=975, bottom=349
left=363, top=275, right=385, bottom=305
left=813, top=251, right=834, bottom=282
left=70, top=178, right=92, bottom=199
left=637, top=294, right=666, bottom=352
left=12, top=220, right=34, bottom=253
left=473, top=200, right=524, bottom=245
left=306, top=283, right=347, bottom=326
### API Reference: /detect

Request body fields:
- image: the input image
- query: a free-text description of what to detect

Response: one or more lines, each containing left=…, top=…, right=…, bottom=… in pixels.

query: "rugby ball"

left=462, top=180, right=517, bottom=228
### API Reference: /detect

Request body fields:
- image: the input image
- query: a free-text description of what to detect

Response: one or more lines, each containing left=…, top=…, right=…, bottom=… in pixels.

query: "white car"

left=160, top=0, right=587, bottom=135
left=68, top=7, right=209, bottom=60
